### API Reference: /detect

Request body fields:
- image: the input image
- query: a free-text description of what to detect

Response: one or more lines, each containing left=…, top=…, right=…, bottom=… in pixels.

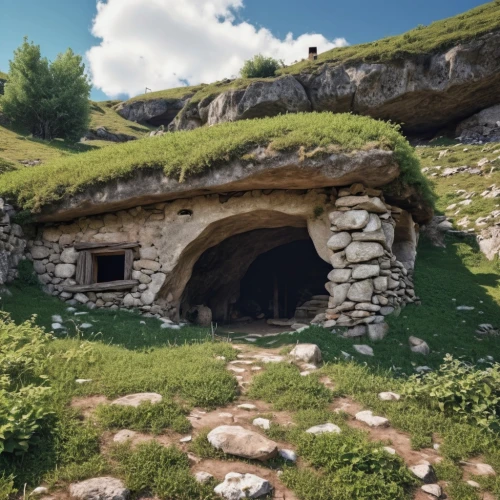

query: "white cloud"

left=87, top=0, right=348, bottom=98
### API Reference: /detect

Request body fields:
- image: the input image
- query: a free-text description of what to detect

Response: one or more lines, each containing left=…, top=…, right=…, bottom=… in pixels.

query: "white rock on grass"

left=51, top=323, right=64, bottom=330
left=195, top=471, right=214, bottom=484
left=306, top=423, right=341, bottom=435
left=31, top=487, right=49, bottom=496
left=466, top=480, right=480, bottom=488
left=279, top=449, right=297, bottom=462
left=74, top=311, right=88, bottom=316
left=378, top=392, right=401, bottom=401
left=457, top=305, right=474, bottom=311
left=228, top=366, right=245, bottom=373
left=75, top=378, right=92, bottom=384
left=67, top=307, right=77, bottom=312
left=383, top=446, right=396, bottom=455
left=409, top=336, right=430, bottom=355
left=51, top=315, right=63, bottom=323
left=409, top=464, right=436, bottom=483
left=470, top=463, right=496, bottom=475
left=113, top=429, right=138, bottom=443
left=353, top=345, right=374, bottom=356
left=180, top=436, right=192, bottom=443
left=79, top=323, right=93, bottom=329
left=421, top=484, right=442, bottom=498
left=207, top=426, right=278, bottom=461
left=355, top=410, right=389, bottom=427
left=289, top=344, right=322, bottom=364
left=111, top=392, right=162, bottom=407
left=214, top=472, right=272, bottom=500
left=161, top=323, right=181, bottom=329
left=69, top=477, right=129, bottom=500
left=253, top=418, right=271, bottom=430
left=237, top=404, right=257, bottom=411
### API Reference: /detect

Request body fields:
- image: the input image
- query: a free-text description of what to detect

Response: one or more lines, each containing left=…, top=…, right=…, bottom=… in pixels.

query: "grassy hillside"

left=89, top=101, right=152, bottom=138
left=418, top=141, right=500, bottom=230
left=121, top=2, right=500, bottom=111
left=280, top=1, right=500, bottom=74
left=0, top=112, right=431, bottom=212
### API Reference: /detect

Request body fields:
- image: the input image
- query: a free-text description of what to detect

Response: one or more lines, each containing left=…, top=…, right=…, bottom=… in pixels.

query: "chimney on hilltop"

left=308, top=47, right=318, bottom=61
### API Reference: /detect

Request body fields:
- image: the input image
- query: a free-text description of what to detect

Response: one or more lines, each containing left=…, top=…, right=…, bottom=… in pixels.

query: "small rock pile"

left=324, top=185, right=417, bottom=328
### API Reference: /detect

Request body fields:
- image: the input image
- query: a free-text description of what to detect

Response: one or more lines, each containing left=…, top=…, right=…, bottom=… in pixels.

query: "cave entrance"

left=180, top=226, right=330, bottom=324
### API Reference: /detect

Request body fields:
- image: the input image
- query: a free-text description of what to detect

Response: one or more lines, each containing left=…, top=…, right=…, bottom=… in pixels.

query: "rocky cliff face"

left=125, top=31, right=500, bottom=136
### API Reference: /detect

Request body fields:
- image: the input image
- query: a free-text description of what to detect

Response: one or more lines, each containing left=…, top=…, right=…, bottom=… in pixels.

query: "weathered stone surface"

left=207, top=426, right=278, bottom=461
left=116, top=97, right=188, bottom=127
left=31, top=246, right=51, bottom=259
left=409, top=336, right=430, bottom=355
left=207, top=75, right=311, bottom=126
left=69, top=477, right=129, bottom=500
left=351, top=264, right=380, bottom=279
left=347, top=280, right=374, bottom=302
left=363, top=213, right=382, bottom=232
left=344, top=325, right=366, bottom=338
left=421, top=484, right=442, bottom=498
left=409, top=464, right=436, bottom=484
left=327, top=232, right=352, bottom=251
left=335, top=195, right=370, bottom=208
left=378, top=392, right=401, bottom=401
left=334, top=210, right=369, bottom=230
left=373, top=276, right=388, bottom=292
left=353, top=197, right=387, bottom=213
left=367, top=322, right=389, bottom=341
left=290, top=344, right=322, bottom=364
left=113, top=430, right=138, bottom=443
left=353, top=344, right=374, bottom=356
left=253, top=418, right=271, bottom=430
left=355, top=410, right=389, bottom=427
left=352, top=229, right=387, bottom=245
left=306, top=423, right=341, bottom=435
left=456, top=104, right=500, bottom=143
left=214, top=472, right=272, bottom=500
left=327, top=268, right=352, bottom=283
left=195, top=471, right=214, bottom=484
left=330, top=283, right=351, bottom=306
left=74, top=293, right=89, bottom=304
left=345, top=242, right=384, bottom=263
left=54, top=263, right=75, bottom=278
left=60, top=247, right=78, bottom=264
left=330, top=251, right=348, bottom=269
left=111, top=392, right=162, bottom=407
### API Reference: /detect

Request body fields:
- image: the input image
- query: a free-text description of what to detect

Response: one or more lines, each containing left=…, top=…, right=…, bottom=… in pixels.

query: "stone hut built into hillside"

left=12, top=144, right=431, bottom=328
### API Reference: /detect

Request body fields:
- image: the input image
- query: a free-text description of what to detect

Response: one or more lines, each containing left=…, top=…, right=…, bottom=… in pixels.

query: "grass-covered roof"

left=0, top=112, right=432, bottom=213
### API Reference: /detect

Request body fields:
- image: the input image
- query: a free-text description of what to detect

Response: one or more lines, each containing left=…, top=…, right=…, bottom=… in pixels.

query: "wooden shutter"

left=75, top=251, right=93, bottom=285
left=124, top=249, right=133, bottom=280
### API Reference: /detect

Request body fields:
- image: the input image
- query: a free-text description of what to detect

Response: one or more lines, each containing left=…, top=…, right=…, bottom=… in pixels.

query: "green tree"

left=240, top=54, right=283, bottom=78
left=1, top=38, right=91, bottom=141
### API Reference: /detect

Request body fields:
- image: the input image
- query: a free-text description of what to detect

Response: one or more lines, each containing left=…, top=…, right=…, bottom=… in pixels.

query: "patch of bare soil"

left=70, top=395, right=109, bottom=418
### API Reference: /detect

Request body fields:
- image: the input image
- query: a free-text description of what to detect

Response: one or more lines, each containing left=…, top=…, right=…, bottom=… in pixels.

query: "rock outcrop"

left=137, top=31, right=500, bottom=136
left=116, top=96, right=190, bottom=127
left=83, top=127, right=137, bottom=143
left=456, top=104, right=500, bottom=143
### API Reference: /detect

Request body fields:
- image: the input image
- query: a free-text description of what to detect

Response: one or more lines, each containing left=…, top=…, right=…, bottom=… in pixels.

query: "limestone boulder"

left=409, top=464, right=436, bottom=484
left=207, top=425, right=278, bottom=461
left=207, top=75, right=311, bottom=126
left=214, top=472, right=272, bottom=500
left=409, top=336, right=430, bottom=355
left=60, top=247, right=78, bottom=264
left=54, top=263, right=75, bottom=278
left=289, top=344, right=322, bottom=364
left=347, top=280, right=373, bottom=302
left=69, top=477, right=129, bottom=500
left=355, top=410, right=389, bottom=427
left=111, top=392, right=162, bottom=407
left=345, top=242, right=384, bottom=263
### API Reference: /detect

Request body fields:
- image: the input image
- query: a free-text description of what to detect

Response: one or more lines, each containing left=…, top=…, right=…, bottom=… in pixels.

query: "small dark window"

left=178, top=209, right=193, bottom=216
left=95, top=253, right=125, bottom=283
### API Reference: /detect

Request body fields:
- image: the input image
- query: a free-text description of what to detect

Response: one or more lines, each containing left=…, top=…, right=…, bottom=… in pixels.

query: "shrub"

left=405, top=355, right=500, bottom=431
left=0, top=314, right=53, bottom=455
left=95, top=400, right=191, bottom=434
left=240, top=54, right=283, bottom=78
left=0, top=474, right=16, bottom=500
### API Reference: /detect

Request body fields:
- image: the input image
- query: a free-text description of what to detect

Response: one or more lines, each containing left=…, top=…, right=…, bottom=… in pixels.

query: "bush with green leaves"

left=0, top=474, right=16, bottom=500
left=240, top=54, right=283, bottom=78
left=405, top=355, right=500, bottom=431
left=0, top=314, right=53, bottom=455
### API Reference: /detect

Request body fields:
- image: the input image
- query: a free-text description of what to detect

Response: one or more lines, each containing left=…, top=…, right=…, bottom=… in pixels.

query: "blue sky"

left=0, top=0, right=489, bottom=101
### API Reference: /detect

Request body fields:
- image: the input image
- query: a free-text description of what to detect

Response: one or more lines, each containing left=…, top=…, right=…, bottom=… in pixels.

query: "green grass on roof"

left=280, top=1, right=500, bottom=74
left=0, top=112, right=432, bottom=212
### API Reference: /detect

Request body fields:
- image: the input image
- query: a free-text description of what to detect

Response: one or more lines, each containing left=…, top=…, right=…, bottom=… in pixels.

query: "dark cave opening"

left=181, top=227, right=330, bottom=323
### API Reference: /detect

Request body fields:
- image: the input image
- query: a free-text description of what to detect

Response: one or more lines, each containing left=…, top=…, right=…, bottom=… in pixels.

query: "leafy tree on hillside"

left=240, top=54, right=284, bottom=78
left=1, top=38, right=91, bottom=141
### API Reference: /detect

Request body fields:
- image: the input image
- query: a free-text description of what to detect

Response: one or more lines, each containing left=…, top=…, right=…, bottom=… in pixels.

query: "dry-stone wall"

left=324, top=184, right=417, bottom=333
left=0, top=198, right=26, bottom=285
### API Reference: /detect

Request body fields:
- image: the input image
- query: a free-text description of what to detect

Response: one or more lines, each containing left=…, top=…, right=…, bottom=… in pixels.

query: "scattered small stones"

left=195, top=471, right=214, bottom=484
left=69, top=477, right=129, bottom=500
left=306, top=423, right=341, bottom=435
left=378, top=392, right=401, bottom=401
left=279, top=449, right=297, bottom=462
left=355, top=410, right=389, bottom=427
left=421, top=484, right=442, bottom=498
left=253, top=418, right=271, bottom=430
left=214, top=472, right=272, bottom=500
left=353, top=345, right=374, bottom=356
left=409, top=464, right=436, bottom=484
left=111, top=392, right=162, bottom=407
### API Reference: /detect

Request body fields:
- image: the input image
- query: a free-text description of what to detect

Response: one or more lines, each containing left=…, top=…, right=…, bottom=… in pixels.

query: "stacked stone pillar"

left=0, top=198, right=26, bottom=285
left=324, top=185, right=416, bottom=332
